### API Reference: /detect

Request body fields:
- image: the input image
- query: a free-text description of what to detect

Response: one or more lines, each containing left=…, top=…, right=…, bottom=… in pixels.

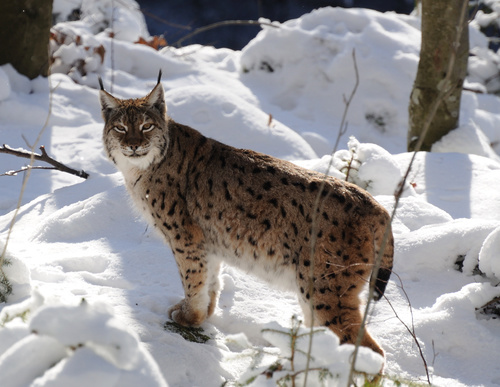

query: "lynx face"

left=99, top=82, right=169, bottom=170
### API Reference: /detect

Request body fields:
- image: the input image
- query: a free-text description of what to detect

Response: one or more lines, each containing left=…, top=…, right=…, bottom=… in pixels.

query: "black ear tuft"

left=145, top=75, right=166, bottom=115
left=98, top=76, right=105, bottom=91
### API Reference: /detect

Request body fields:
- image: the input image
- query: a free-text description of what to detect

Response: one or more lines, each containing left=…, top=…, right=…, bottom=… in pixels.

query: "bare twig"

left=340, top=151, right=360, bottom=183
left=1, top=166, right=58, bottom=176
left=173, top=20, right=279, bottom=47
left=383, top=270, right=430, bottom=382
left=140, top=8, right=192, bottom=31
left=384, top=293, right=430, bottom=380
left=111, top=0, right=191, bottom=31
left=0, top=144, right=89, bottom=179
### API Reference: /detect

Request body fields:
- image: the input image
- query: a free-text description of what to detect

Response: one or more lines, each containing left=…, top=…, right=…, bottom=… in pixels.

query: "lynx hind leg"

left=315, top=294, right=384, bottom=357
left=301, top=280, right=384, bottom=356
left=299, top=244, right=384, bottom=356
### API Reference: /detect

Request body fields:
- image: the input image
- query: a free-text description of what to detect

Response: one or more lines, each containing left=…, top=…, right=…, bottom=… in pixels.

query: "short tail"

left=372, top=217, right=394, bottom=301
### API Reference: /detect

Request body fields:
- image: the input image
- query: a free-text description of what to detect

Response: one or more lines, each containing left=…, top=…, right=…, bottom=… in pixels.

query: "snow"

left=240, top=319, right=384, bottom=386
left=2, top=2, right=500, bottom=386
left=0, top=67, right=11, bottom=102
left=479, top=227, right=500, bottom=280
left=432, top=120, right=500, bottom=162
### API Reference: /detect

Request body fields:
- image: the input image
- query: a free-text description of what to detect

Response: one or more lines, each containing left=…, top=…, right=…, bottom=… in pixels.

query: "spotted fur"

left=99, top=75, right=394, bottom=356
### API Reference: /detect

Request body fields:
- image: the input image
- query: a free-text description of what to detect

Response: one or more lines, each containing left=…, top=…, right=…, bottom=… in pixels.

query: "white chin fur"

left=127, top=154, right=155, bottom=169
left=114, top=150, right=156, bottom=170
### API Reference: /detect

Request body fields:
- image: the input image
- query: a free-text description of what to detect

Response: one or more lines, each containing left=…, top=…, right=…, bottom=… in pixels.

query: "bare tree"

left=408, top=0, right=469, bottom=152
left=0, top=0, right=53, bottom=79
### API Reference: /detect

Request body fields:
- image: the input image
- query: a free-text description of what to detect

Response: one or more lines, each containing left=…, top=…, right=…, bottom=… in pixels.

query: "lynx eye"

left=113, top=125, right=127, bottom=133
left=141, top=123, right=154, bottom=132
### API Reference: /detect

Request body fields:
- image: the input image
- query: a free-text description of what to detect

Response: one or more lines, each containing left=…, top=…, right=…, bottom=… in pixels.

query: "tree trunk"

left=408, top=0, right=469, bottom=152
left=0, top=0, right=53, bottom=79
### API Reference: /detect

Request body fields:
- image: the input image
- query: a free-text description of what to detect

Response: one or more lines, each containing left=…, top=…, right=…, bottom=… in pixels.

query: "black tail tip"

left=373, top=268, right=392, bottom=301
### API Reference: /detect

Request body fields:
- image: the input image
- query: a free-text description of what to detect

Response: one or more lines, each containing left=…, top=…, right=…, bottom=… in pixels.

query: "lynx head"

left=99, top=71, right=169, bottom=170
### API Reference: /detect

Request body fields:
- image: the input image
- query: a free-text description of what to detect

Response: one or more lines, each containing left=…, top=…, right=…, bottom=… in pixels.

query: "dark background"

left=136, top=0, right=415, bottom=49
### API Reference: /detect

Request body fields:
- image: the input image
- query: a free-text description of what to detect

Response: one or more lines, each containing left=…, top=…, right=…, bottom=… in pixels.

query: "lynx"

left=98, top=73, right=394, bottom=357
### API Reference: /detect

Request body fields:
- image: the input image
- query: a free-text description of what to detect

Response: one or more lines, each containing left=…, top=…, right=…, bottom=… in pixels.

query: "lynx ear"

left=99, top=90, right=121, bottom=111
left=145, top=73, right=166, bottom=115
left=98, top=78, right=121, bottom=111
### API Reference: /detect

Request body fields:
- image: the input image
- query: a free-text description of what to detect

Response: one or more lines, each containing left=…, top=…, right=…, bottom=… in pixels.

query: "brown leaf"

left=135, top=35, right=167, bottom=50
left=94, top=45, right=106, bottom=64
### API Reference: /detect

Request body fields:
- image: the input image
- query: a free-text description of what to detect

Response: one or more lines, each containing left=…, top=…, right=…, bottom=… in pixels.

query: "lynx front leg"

left=206, top=260, right=221, bottom=318
left=167, top=239, right=217, bottom=326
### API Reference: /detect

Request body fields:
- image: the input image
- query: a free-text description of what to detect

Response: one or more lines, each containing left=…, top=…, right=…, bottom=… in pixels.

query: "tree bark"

left=408, top=0, right=469, bottom=152
left=0, top=0, right=53, bottom=79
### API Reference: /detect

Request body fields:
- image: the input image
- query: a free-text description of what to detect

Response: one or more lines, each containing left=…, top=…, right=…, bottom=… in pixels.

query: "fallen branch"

left=0, top=144, right=89, bottom=179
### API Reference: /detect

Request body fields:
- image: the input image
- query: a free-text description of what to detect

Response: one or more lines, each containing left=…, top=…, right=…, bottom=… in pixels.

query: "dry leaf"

left=135, top=35, right=167, bottom=50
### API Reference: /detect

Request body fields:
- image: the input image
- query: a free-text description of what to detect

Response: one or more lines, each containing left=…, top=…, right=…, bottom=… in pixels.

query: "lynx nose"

left=127, top=144, right=143, bottom=156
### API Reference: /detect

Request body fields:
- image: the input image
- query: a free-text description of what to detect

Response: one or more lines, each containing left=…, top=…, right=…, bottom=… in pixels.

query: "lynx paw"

left=168, top=299, right=206, bottom=326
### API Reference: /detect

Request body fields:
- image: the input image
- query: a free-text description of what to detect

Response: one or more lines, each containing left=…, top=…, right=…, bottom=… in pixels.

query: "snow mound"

left=30, top=300, right=140, bottom=369
left=241, top=319, right=383, bottom=386
left=397, top=218, right=500, bottom=275
left=377, top=195, right=453, bottom=234
left=0, top=334, right=67, bottom=387
left=432, top=120, right=500, bottom=162
left=332, top=136, right=412, bottom=196
left=31, top=185, right=131, bottom=244
left=296, top=136, right=415, bottom=197
left=292, top=155, right=348, bottom=180
left=478, top=226, right=500, bottom=280
left=165, top=85, right=317, bottom=160
left=83, top=0, right=149, bottom=42
left=393, top=151, right=500, bottom=220
left=0, top=298, right=168, bottom=387
left=53, top=0, right=149, bottom=42
left=0, top=245, right=31, bottom=304
left=240, top=7, right=421, bottom=152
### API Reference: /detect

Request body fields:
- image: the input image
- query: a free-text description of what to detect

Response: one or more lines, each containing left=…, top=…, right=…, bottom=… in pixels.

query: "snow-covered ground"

left=2, top=2, right=500, bottom=386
